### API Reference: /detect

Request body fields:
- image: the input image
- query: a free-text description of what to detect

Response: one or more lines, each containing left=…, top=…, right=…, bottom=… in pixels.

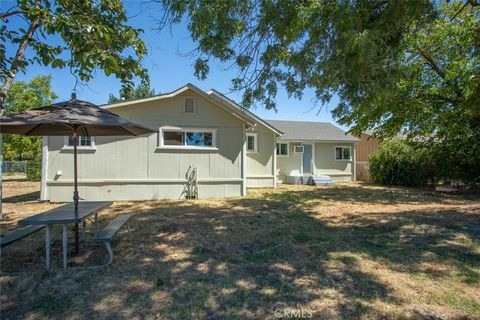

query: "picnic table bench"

left=2, top=203, right=133, bottom=270
left=94, top=214, right=133, bottom=266
left=0, top=225, right=45, bottom=248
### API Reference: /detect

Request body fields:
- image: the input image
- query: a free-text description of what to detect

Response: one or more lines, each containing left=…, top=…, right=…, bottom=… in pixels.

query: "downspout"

left=40, top=136, right=48, bottom=200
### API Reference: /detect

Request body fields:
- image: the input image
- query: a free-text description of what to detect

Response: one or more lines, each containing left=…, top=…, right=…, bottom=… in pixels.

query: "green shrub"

left=370, top=136, right=480, bottom=188
left=26, top=160, right=42, bottom=181
left=369, top=140, right=433, bottom=187
left=427, top=134, right=480, bottom=186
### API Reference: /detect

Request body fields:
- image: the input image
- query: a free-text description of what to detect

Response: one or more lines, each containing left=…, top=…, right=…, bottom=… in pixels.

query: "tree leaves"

left=108, top=83, right=156, bottom=103
left=158, top=0, right=479, bottom=143
left=1, top=0, right=148, bottom=98
left=3, top=75, right=57, bottom=161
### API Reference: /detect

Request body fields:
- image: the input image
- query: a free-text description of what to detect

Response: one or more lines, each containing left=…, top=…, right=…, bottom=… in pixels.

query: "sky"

left=3, top=1, right=343, bottom=127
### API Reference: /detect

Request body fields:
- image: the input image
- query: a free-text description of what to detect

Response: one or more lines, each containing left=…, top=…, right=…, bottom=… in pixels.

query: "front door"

left=302, top=144, right=313, bottom=174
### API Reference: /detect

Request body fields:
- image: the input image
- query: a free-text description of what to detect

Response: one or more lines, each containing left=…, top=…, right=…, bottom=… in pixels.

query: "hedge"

left=369, top=140, right=434, bottom=187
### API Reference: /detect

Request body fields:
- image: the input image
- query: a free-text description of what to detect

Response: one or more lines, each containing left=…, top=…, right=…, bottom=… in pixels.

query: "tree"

left=0, top=0, right=148, bottom=102
left=157, top=1, right=479, bottom=140
left=108, top=83, right=156, bottom=103
left=2, top=75, right=57, bottom=161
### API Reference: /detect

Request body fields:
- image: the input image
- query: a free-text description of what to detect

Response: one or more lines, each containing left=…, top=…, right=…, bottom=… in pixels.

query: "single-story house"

left=40, top=84, right=358, bottom=201
left=268, top=120, right=359, bottom=184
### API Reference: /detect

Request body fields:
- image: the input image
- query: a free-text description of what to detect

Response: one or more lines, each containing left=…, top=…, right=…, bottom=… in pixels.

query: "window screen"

left=163, top=131, right=184, bottom=145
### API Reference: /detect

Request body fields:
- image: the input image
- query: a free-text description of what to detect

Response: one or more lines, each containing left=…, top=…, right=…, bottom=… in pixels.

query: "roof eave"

left=207, top=90, right=284, bottom=136
left=279, top=138, right=360, bottom=143
left=101, top=84, right=256, bottom=127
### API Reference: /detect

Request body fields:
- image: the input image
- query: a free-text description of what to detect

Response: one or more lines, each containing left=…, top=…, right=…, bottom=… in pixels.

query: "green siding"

left=246, top=123, right=275, bottom=187
left=46, top=90, right=245, bottom=201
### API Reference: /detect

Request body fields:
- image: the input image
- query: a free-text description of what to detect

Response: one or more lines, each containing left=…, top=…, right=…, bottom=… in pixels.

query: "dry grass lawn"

left=1, top=177, right=479, bottom=319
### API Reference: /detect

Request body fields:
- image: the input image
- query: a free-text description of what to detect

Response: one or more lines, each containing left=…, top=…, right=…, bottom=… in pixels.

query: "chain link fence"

left=1, top=160, right=29, bottom=177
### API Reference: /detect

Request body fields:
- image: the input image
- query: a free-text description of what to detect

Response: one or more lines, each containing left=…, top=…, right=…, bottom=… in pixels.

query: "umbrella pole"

left=73, top=130, right=80, bottom=255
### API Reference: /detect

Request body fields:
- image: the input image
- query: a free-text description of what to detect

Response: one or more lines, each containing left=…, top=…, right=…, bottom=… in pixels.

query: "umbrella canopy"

left=0, top=98, right=154, bottom=136
left=0, top=96, right=155, bottom=256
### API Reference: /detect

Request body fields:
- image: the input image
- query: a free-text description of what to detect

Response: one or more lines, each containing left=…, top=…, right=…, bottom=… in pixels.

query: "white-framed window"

left=335, top=146, right=352, bottom=160
left=63, top=136, right=95, bottom=149
left=246, top=133, right=258, bottom=152
left=184, top=97, right=196, bottom=113
left=276, top=142, right=289, bottom=156
left=159, top=126, right=217, bottom=149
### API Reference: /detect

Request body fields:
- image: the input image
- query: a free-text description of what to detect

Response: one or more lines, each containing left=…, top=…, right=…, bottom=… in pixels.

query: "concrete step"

left=310, top=175, right=334, bottom=186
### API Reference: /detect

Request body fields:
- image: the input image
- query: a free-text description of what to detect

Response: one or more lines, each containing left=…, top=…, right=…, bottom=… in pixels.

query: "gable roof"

left=206, top=89, right=283, bottom=136
left=102, top=83, right=255, bottom=127
left=267, top=120, right=359, bottom=142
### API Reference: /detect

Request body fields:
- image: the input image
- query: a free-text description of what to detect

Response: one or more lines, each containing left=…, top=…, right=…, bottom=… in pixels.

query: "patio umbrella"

left=0, top=94, right=156, bottom=253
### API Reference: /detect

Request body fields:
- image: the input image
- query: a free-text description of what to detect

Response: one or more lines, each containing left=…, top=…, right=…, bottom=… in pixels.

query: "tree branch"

left=417, top=49, right=464, bottom=100
left=430, top=93, right=461, bottom=105
left=451, top=0, right=480, bottom=21
left=0, top=20, right=39, bottom=103
left=0, top=10, right=26, bottom=21
left=468, top=0, right=480, bottom=7
left=417, top=49, right=445, bottom=79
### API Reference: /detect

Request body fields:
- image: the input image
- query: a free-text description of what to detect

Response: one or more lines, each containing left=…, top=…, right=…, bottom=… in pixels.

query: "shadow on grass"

left=2, top=191, right=40, bottom=203
left=1, top=185, right=479, bottom=319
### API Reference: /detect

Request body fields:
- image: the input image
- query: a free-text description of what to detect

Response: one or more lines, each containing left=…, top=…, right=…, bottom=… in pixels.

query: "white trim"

left=103, top=83, right=255, bottom=128
left=242, top=125, right=247, bottom=196
left=183, top=96, right=197, bottom=113
left=316, top=172, right=352, bottom=176
left=353, top=145, right=356, bottom=181
left=207, top=89, right=283, bottom=136
left=40, top=136, right=48, bottom=201
left=62, top=136, right=96, bottom=150
left=281, top=139, right=360, bottom=143
left=247, top=175, right=274, bottom=179
left=159, top=126, right=217, bottom=149
left=276, top=141, right=289, bottom=157
left=301, top=143, right=315, bottom=174
left=273, top=132, right=277, bottom=188
left=246, top=132, right=258, bottom=153
left=156, top=146, right=219, bottom=151
left=47, top=178, right=243, bottom=185
left=334, top=145, right=353, bottom=161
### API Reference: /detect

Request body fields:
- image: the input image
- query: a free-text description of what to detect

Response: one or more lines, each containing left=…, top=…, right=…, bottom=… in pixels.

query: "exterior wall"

left=276, top=141, right=356, bottom=182
left=276, top=142, right=302, bottom=182
left=45, top=89, right=245, bottom=201
left=314, top=142, right=355, bottom=181
left=355, top=133, right=380, bottom=181
left=246, top=123, right=275, bottom=187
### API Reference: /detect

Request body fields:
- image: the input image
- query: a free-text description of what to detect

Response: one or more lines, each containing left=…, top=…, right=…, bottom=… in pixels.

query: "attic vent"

left=184, top=97, right=196, bottom=113
left=293, top=146, right=304, bottom=153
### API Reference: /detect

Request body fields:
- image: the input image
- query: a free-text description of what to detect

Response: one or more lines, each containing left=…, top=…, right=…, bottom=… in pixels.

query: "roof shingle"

left=267, top=120, right=359, bottom=142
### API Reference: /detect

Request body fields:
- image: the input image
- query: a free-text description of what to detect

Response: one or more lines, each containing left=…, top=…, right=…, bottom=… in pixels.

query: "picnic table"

left=18, top=201, right=112, bottom=270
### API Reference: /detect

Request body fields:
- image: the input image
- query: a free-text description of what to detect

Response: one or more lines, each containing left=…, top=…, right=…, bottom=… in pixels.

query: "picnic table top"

left=18, top=201, right=113, bottom=225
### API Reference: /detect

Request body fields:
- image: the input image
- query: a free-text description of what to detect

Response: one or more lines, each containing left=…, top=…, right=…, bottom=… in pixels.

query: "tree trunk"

left=0, top=21, right=38, bottom=100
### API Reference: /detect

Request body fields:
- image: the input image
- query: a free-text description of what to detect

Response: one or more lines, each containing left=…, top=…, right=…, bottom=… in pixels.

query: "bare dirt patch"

left=1, top=179, right=479, bottom=319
